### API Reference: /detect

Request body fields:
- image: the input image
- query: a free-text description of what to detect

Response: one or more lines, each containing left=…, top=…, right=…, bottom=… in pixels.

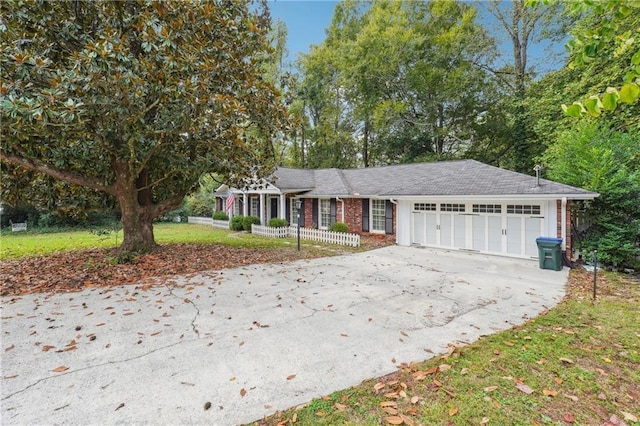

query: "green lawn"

left=0, top=223, right=302, bottom=260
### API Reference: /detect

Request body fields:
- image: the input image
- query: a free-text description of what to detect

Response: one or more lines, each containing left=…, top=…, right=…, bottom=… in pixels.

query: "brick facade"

left=556, top=199, right=572, bottom=258
left=297, top=196, right=396, bottom=236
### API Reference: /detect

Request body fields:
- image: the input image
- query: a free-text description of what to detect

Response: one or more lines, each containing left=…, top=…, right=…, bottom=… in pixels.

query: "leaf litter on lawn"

left=1, top=244, right=320, bottom=296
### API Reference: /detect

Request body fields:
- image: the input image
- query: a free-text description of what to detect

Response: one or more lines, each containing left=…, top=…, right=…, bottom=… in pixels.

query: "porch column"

left=280, top=194, right=286, bottom=219
left=259, top=193, right=265, bottom=224
left=243, top=193, right=248, bottom=216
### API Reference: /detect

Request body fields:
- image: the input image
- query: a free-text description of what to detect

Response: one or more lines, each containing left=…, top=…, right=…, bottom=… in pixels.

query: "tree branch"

left=0, top=152, right=114, bottom=195
left=151, top=192, right=189, bottom=218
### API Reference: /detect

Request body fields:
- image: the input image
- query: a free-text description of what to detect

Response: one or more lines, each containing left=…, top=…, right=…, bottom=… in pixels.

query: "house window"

left=507, top=204, right=541, bottom=215
left=319, top=199, right=331, bottom=229
left=473, top=204, right=502, bottom=214
left=290, top=199, right=300, bottom=226
left=413, top=203, right=436, bottom=211
left=440, top=203, right=466, bottom=212
left=371, top=200, right=386, bottom=232
left=250, top=197, right=259, bottom=217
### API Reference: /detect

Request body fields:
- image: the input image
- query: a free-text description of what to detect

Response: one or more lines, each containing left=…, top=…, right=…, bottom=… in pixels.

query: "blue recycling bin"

left=536, top=237, right=563, bottom=271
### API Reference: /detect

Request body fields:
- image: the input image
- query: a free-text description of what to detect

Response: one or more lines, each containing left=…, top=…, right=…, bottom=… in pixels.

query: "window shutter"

left=300, top=199, right=305, bottom=227
left=362, top=198, right=370, bottom=232
left=285, top=198, right=291, bottom=223
left=385, top=200, right=394, bottom=235
left=312, top=199, right=318, bottom=227
left=330, top=198, right=337, bottom=225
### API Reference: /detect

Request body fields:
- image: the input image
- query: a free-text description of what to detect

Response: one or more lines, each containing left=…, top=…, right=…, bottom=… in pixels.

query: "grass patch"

left=253, top=269, right=640, bottom=426
left=0, top=223, right=346, bottom=260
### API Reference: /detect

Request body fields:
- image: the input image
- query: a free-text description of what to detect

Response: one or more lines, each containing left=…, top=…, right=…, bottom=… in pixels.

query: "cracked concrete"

left=1, top=246, right=567, bottom=425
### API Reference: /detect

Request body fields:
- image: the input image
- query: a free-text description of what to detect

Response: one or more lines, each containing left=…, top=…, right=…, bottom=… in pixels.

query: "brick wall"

left=556, top=199, right=572, bottom=258
left=296, top=197, right=396, bottom=236
left=341, top=198, right=362, bottom=233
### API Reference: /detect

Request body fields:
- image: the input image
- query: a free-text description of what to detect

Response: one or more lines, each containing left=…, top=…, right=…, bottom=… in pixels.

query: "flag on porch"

left=226, top=191, right=235, bottom=215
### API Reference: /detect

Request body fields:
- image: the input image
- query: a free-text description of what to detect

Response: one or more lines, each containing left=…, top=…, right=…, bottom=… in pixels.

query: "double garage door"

left=411, top=202, right=545, bottom=257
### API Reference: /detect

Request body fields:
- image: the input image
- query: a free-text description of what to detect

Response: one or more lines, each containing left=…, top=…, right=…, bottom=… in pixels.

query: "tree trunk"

left=114, top=162, right=157, bottom=253
left=363, top=118, right=369, bottom=168
left=120, top=205, right=156, bottom=253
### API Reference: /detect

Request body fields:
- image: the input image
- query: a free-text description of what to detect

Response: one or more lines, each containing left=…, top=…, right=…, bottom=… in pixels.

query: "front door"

left=270, top=197, right=278, bottom=219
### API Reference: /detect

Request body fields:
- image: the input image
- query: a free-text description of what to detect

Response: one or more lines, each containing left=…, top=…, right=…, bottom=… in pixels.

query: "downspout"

left=336, top=197, right=345, bottom=223
left=561, top=197, right=567, bottom=253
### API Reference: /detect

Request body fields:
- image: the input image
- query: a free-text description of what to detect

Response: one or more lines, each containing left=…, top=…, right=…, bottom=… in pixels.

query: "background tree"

left=1, top=0, right=288, bottom=252
left=481, top=0, right=569, bottom=173
left=292, top=0, right=495, bottom=168
left=542, top=122, right=639, bottom=268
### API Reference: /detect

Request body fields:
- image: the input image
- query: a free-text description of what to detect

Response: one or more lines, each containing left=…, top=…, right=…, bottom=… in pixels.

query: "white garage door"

left=411, top=202, right=545, bottom=257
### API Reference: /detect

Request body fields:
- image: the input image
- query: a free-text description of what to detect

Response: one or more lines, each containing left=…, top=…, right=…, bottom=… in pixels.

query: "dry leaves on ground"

left=1, top=236, right=394, bottom=297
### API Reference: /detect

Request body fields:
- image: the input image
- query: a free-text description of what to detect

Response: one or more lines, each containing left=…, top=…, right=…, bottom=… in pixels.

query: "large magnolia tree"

left=0, top=0, right=288, bottom=252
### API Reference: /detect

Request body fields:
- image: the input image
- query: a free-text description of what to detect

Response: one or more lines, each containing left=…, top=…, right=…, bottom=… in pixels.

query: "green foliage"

left=559, top=0, right=640, bottom=116
left=291, top=0, right=496, bottom=168
left=268, top=217, right=288, bottom=228
left=213, top=211, right=229, bottom=221
left=242, top=215, right=261, bottom=232
left=0, top=1, right=288, bottom=251
left=330, top=222, right=349, bottom=233
left=230, top=215, right=245, bottom=231
left=184, top=174, right=219, bottom=217
left=543, top=122, right=640, bottom=268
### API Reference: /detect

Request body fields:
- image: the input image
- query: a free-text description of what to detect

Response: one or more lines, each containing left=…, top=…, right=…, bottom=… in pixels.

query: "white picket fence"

left=187, top=217, right=360, bottom=247
left=251, top=224, right=289, bottom=238
left=212, top=219, right=230, bottom=229
left=187, top=216, right=230, bottom=229
left=188, top=216, right=213, bottom=226
left=252, top=224, right=360, bottom=247
left=11, top=222, right=27, bottom=232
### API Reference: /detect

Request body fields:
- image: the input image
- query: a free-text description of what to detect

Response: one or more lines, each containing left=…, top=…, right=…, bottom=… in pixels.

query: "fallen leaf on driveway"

left=287, top=374, right=296, bottom=380
left=5, top=344, right=15, bottom=351
left=204, top=402, right=211, bottom=410
left=240, top=388, right=247, bottom=397
left=52, top=366, right=69, bottom=373
left=516, top=383, right=534, bottom=394
left=115, top=403, right=125, bottom=411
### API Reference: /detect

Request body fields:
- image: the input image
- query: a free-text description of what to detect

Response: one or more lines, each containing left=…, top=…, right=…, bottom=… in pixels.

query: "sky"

left=268, top=0, right=338, bottom=64
left=267, top=0, right=567, bottom=76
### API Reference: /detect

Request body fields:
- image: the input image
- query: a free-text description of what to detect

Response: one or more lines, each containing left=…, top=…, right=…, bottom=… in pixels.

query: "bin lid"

left=535, top=237, right=563, bottom=243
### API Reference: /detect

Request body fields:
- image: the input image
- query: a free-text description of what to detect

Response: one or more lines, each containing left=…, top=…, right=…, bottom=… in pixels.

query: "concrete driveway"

left=1, top=246, right=567, bottom=425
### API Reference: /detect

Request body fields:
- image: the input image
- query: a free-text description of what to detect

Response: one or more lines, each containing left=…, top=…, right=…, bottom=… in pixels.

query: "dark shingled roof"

left=270, top=160, right=597, bottom=198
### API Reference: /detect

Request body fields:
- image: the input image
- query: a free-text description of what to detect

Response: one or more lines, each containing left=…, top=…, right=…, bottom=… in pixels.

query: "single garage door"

left=411, top=202, right=544, bottom=257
